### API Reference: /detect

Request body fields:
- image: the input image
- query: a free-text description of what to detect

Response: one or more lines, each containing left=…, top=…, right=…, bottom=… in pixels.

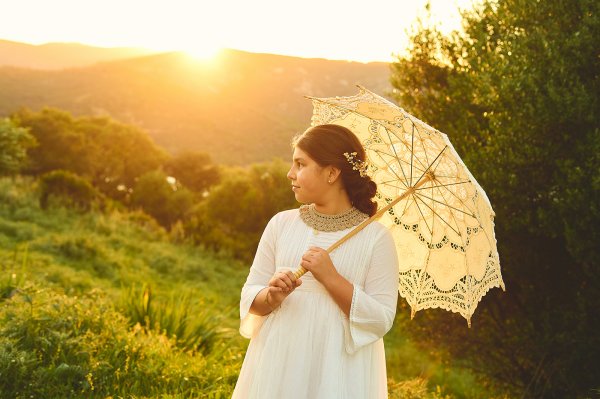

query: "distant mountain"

left=0, top=39, right=157, bottom=70
left=0, top=47, right=392, bottom=164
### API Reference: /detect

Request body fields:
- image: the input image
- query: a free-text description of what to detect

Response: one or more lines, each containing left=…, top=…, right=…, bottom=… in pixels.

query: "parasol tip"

left=410, top=308, right=416, bottom=320
left=467, top=318, right=472, bottom=328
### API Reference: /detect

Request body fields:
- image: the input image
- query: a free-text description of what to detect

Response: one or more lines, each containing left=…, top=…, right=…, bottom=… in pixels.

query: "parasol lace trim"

left=299, top=204, right=368, bottom=232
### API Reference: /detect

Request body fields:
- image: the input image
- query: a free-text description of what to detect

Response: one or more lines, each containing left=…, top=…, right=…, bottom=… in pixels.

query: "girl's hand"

left=300, top=246, right=338, bottom=283
left=267, top=270, right=302, bottom=307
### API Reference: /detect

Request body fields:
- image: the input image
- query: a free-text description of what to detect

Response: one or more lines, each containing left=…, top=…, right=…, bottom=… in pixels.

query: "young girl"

left=232, top=124, right=399, bottom=398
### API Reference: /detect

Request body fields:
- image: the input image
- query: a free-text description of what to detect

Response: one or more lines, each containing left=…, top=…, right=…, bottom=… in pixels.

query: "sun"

left=183, top=42, right=223, bottom=62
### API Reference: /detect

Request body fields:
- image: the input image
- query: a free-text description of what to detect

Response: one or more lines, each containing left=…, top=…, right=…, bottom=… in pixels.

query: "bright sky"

left=1, top=0, right=475, bottom=62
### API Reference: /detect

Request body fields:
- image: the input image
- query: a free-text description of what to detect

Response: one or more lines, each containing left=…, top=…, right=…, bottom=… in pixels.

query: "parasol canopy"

left=294, top=86, right=505, bottom=327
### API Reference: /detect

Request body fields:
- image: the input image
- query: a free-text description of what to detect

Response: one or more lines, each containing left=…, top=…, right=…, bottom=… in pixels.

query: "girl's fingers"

left=284, top=271, right=299, bottom=288
left=269, top=278, right=286, bottom=290
left=269, top=271, right=301, bottom=293
left=279, top=273, right=294, bottom=289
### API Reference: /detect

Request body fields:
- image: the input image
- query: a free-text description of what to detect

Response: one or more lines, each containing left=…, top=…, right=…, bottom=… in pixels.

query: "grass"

left=0, top=176, right=507, bottom=398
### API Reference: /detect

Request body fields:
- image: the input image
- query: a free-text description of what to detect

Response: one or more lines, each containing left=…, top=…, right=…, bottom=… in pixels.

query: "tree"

left=164, top=151, right=221, bottom=194
left=12, top=108, right=93, bottom=176
left=12, top=108, right=168, bottom=201
left=0, top=118, right=36, bottom=176
left=186, top=159, right=298, bottom=260
left=130, top=170, right=194, bottom=228
left=390, top=0, right=599, bottom=397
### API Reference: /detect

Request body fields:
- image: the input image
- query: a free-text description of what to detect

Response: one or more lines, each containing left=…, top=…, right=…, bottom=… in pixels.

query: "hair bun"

left=349, top=178, right=377, bottom=216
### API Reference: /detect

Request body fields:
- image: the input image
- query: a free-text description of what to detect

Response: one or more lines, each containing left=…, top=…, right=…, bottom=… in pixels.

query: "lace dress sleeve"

left=343, top=227, right=399, bottom=354
left=239, top=213, right=279, bottom=338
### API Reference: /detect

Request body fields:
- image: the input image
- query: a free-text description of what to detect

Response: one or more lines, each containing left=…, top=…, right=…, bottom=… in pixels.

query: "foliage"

left=390, top=0, right=600, bottom=397
left=130, top=170, right=195, bottom=228
left=388, top=378, right=453, bottom=399
left=185, top=159, right=298, bottom=260
left=38, top=169, right=103, bottom=211
left=0, top=286, right=234, bottom=398
left=0, top=176, right=246, bottom=398
left=12, top=107, right=168, bottom=200
left=120, top=283, right=233, bottom=355
left=164, top=151, right=221, bottom=194
left=0, top=175, right=506, bottom=398
left=0, top=117, right=36, bottom=176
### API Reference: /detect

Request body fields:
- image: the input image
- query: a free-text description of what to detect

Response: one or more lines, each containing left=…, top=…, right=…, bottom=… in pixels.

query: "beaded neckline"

left=299, top=204, right=369, bottom=232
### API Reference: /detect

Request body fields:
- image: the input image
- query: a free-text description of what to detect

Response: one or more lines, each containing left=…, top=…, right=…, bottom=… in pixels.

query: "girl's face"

left=287, top=147, right=330, bottom=204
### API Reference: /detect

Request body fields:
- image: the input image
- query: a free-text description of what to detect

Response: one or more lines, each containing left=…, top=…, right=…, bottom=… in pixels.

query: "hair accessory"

left=343, top=152, right=369, bottom=178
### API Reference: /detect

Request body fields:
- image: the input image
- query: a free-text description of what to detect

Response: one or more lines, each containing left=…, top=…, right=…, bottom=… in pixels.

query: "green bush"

left=120, top=283, right=233, bottom=355
left=0, top=285, right=237, bottom=398
left=39, top=170, right=102, bottom=211
left=186, top=159, right=297, bottom=260
left=130, top=170, right=195, bottom=229
left=0, top=117, right=36, bottom=176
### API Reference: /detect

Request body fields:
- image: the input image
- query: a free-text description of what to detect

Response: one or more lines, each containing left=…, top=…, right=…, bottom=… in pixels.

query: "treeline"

left=390, top=0, right=599, bottom=398
left=0, top=107, right=297, bottom=260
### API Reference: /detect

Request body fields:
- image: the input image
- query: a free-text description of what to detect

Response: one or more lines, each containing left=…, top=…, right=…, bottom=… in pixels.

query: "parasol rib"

left=370, top=147, right=426, bottom=175
left=383, top=127, right=412, bottom=187
left=432, top=184, right=467, bottom=240
left=413, top=194, right=461, bottom=237
left=385, top=124, right=430, bottom=173
left=434, top=182, right=477, bottom=218
left=414, top=146, right=447, bottom=187
left=370, top=149, right=410, bottom=189
left=414, top=181, right=470, bottom=190
left=413, top=195, right=433, bottom=237
left=414, top=192, right=477, bottom=220
left=413, top=123, right=432, bottom=167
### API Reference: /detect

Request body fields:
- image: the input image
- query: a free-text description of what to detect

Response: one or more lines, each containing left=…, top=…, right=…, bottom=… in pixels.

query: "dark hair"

left=293, top=124, right=378, bottom=216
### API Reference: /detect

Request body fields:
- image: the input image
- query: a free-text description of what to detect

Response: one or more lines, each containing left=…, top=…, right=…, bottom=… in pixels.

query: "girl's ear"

left=327, top=166, right=342, bottom=184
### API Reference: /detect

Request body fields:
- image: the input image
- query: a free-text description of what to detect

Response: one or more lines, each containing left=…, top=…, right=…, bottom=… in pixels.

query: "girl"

left=232, top=124, right=399, bottom=398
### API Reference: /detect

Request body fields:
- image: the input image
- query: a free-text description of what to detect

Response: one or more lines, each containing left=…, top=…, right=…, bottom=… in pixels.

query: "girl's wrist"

left=265, top=290, right=278, bottom=311
left=321, top=270, right=342, bottom=290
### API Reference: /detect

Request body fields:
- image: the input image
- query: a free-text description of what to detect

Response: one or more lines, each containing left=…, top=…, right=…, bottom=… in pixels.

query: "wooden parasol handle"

left=292, top=175, right=432, bottom=279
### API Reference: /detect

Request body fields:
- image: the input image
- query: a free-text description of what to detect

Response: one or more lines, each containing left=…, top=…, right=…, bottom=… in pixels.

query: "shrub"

left=130, top=170, right=195, bottom=228
left=186, top=159, right=297, bottom=261
left=0, top=118, right=36, bottom=176
left=0, top=285, right=236, bottom=398
left=38, top=170, right=102, bottom=211
left=120, top=283, right=232, bottom=355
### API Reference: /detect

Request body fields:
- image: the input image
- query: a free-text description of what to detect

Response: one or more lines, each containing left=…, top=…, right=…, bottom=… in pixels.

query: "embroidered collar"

left=299, top=204, right=368, bottom=232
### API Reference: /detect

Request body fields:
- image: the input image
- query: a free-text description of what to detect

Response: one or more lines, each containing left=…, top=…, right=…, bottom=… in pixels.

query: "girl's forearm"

left=249, top=287, right=279, bottom=316
left=322, top=272, right=353, bottom=317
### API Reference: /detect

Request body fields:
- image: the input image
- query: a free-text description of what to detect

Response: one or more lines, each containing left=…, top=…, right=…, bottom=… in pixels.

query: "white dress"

left=232, top=208, right=399, bottom=399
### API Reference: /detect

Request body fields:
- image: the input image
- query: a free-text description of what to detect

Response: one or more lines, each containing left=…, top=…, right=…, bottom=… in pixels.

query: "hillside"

left=0, top=39, right=157, bottom=70
left=0, top=176, right=498, bottom=398
left=0, top=48, right=392, bottom=164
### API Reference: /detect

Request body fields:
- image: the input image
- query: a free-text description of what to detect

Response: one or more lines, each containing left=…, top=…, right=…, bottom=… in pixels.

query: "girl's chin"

left=293, top=193, right=310, bottom=204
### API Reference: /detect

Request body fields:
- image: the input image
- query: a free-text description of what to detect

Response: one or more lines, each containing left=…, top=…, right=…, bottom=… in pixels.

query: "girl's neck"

left=312, top=194, right=353, bottom=215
